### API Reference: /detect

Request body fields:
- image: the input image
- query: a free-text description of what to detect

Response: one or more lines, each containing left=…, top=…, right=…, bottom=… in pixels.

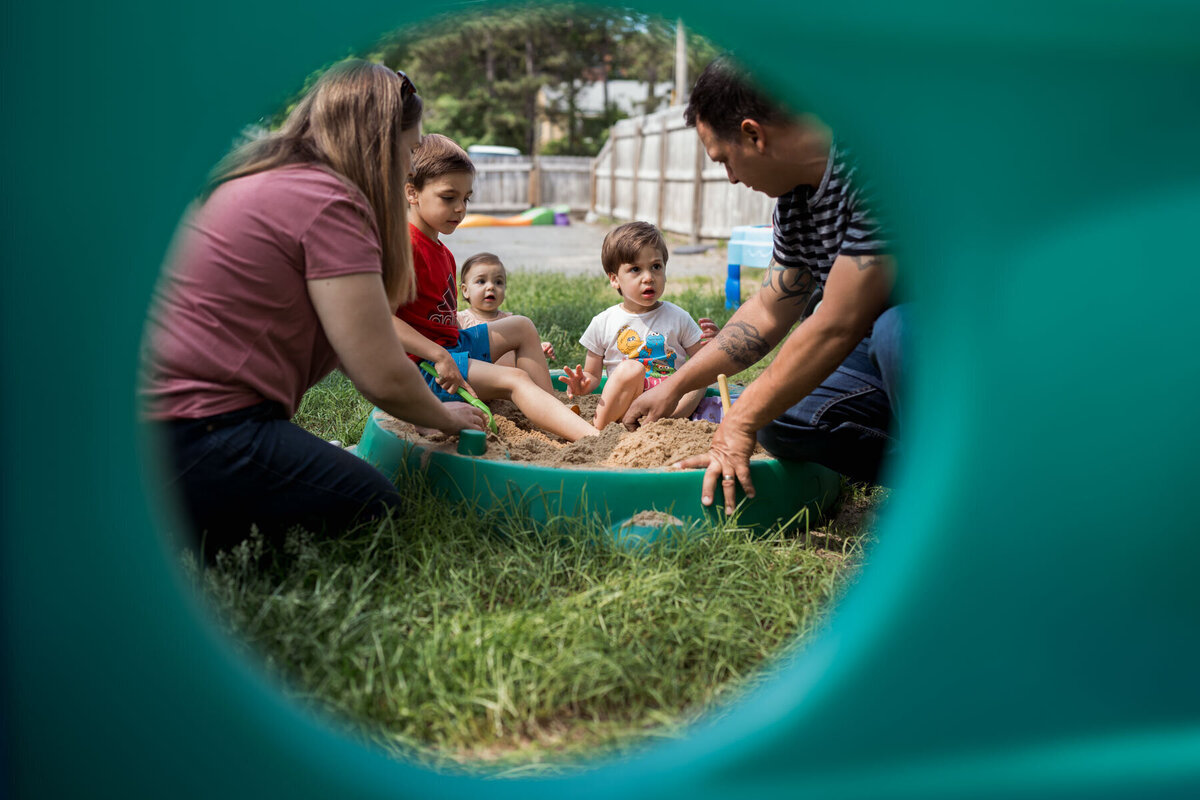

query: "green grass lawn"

left=195, top=272, right=885, bottom=775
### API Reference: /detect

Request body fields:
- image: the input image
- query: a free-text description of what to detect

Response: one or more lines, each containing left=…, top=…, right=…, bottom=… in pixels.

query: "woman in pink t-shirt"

left=141, top=61, right=484, bottom=554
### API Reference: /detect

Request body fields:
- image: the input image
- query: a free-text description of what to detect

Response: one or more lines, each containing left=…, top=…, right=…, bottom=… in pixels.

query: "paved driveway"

left=444, top=220, right=729, bottom=279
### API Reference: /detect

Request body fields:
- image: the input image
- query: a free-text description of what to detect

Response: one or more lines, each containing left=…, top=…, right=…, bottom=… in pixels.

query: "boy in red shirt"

left=392, top=135, right=597, bottom=442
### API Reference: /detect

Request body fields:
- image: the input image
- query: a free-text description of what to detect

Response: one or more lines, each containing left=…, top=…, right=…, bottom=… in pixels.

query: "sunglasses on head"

left=396, top=69, right=417, bottom=101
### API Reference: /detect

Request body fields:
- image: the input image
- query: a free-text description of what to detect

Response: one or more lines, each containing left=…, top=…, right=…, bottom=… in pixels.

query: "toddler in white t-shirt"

left=564, top=222, right=720, bottom=429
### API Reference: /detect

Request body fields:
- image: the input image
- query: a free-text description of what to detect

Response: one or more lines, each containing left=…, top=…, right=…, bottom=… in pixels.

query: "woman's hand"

left=562, top=364, right=593, bottom=398
left=541, top=341, right=556, bottom=360
left=432, top=350, right=474, bottom=397
left=437, top=401, right=487, bottom=435
left=673, top=415, right=758, bottom=515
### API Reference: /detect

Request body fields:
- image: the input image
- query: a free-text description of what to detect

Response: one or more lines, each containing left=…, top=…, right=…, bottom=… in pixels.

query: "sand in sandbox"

left=376, top=392, right=768, bottom=470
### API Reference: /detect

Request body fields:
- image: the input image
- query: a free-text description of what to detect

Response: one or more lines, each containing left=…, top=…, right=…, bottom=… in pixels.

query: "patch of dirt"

left=802, top=486, right=889, bottom=558
left=376, top=391, right=768, bottom=470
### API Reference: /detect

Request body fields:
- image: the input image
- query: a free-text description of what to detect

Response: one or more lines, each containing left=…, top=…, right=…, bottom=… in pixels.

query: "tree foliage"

left=363, top=4, right=719, bottom=156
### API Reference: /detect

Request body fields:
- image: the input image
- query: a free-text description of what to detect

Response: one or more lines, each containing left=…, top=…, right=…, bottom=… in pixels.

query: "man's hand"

left=622, top=380, right=684, bottom=430
left=541, top=341, right=556, bottom=360
left=432, top=350, right=473, bottom=397
left=437, top=401, right=487, bottom=436
left=673, top=415, right=759, bottom=515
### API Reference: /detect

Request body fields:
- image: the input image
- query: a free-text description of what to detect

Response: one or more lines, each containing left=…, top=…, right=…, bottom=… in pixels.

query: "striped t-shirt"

left=772, top=141, right=887, bottom=308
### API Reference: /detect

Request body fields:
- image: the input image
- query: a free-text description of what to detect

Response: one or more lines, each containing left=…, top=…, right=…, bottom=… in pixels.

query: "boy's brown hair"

left=408, top=133, right=475, bottom=189
left=600, top=221, right=669, bottom=277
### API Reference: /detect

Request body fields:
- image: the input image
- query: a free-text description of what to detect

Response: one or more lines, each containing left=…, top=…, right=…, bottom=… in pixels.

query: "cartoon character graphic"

left=615, top=325, right=644, bottom=357
left=636, top=331, right=677, bottom=376
left=614, top=325, right=676, bottom=379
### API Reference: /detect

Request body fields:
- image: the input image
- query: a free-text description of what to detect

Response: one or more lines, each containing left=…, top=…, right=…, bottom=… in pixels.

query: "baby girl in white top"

left=457, top=252, right=555, bottom=365
left=564, top=221, right=720, bottom=429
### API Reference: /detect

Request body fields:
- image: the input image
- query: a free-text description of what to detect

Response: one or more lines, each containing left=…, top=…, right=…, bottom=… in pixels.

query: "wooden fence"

left=470, top=111, right=773, bottom=241
left=591, top=106, right=774, bottom=241
left=469, top=155, right=593, bottom=213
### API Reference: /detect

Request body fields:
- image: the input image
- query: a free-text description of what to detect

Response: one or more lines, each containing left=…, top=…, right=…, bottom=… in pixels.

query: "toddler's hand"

left=541, top=341, right=556, bottom=360
left=562, top=364, right=587, bottom=398
left=433, top=351, right=473, bottom=397
left=697, top=317, right=720, bottom=345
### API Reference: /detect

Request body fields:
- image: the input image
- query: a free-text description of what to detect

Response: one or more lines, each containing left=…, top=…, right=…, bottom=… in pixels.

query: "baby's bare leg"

left=486, top=316, right=554, bottom=393
left=594, top=359, right=647, bottom=429
left=469, top=359, right=598, bottom=442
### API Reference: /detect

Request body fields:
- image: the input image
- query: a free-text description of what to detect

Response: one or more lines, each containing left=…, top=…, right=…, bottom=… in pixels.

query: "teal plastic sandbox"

left=355, top=407, right=841, bottom=545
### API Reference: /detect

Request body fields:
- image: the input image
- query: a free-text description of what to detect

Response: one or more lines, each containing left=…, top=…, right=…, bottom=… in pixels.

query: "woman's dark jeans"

left=153, top=402, right=402, bottom=554
left=758, top=305, right=904, bottom=486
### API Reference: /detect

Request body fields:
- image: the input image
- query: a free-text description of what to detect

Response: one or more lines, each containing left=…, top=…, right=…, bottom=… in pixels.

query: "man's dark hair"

left=684, top=56, right=789, bottom=140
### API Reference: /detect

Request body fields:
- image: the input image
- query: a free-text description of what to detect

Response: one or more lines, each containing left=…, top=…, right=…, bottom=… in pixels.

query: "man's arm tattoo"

left=718, top=322, right=771, bottom=367
left=763, top=262, right=818, bottom=306
left=850, top=255, right=885, bottom=271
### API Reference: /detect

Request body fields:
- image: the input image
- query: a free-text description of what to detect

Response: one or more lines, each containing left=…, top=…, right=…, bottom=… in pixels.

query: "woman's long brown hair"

left=206, top=60, right=422, bottom=306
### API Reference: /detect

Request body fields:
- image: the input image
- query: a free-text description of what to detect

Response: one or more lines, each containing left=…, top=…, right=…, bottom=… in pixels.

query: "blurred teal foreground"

left=3, top=1, right=1199, bottom=798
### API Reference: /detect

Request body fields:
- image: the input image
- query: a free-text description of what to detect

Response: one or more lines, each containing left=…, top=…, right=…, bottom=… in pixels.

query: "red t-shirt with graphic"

left=396, top=224, right=459, bottom=355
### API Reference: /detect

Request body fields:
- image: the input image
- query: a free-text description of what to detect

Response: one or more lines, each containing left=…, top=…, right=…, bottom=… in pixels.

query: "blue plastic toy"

left=725, top=224, right=773, bottom=308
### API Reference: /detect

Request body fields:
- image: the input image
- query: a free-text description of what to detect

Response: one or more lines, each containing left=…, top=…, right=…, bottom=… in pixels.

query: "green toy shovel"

left=419, top=360, right=498, bottom=432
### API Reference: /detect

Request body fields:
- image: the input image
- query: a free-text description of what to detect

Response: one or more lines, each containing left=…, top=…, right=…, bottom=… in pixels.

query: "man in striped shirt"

left=624, top=57, right=904, bottom=512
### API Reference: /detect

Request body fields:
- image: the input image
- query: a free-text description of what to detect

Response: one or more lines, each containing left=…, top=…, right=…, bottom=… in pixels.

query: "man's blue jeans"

left=758, top=305, right=904, bottom=485
left=153, top=401, right=402, bottom=554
